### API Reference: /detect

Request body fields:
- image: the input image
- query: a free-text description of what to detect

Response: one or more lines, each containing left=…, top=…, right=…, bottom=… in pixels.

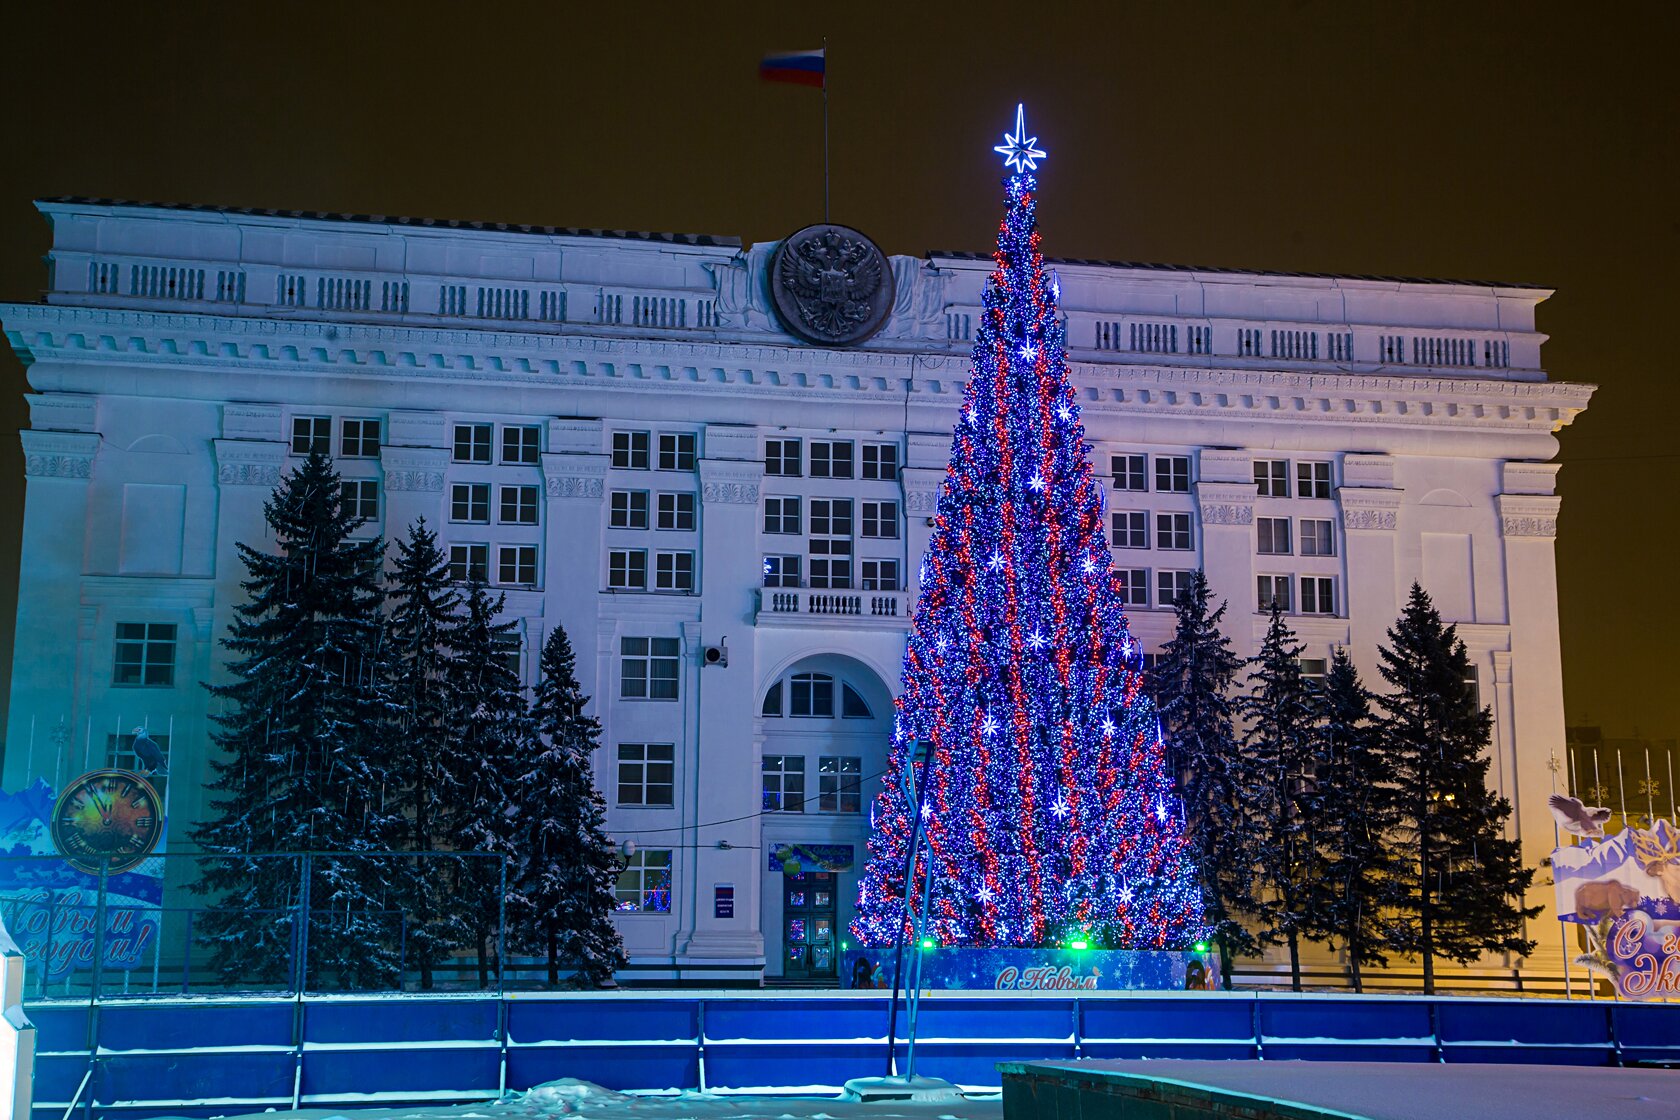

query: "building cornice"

left=1338, top=487, right=1404, bottom=531
left=2, top=302, right=1595, bottom=438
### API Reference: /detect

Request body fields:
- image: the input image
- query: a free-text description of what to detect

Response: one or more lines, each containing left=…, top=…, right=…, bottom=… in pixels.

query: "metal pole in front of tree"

left=883, top=749, right=928, bottom=1077
left=496, top=853, right=508, bottom=997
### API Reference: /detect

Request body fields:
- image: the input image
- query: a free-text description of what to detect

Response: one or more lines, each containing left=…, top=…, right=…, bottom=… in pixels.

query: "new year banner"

left=1551, top=802, right=1680, bottom=999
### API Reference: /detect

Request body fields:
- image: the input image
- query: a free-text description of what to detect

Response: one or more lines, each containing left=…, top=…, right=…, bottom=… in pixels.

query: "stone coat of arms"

left=770, top=223, right=895, bottom=346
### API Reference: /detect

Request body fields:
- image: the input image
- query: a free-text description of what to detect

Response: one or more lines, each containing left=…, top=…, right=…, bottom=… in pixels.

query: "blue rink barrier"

left=21, top=990, right=1680, bottom=1118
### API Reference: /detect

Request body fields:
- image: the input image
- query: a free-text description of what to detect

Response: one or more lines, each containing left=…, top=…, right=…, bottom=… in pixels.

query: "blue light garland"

left=851, top=106, right=1209, bottom=951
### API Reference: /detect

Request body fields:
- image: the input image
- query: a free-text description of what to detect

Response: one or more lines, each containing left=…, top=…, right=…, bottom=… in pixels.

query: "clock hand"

left=89, top=789, right=112, bottom=816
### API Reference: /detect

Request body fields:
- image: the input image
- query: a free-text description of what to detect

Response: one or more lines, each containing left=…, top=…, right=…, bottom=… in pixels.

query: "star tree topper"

left=993, top=103, right=1047, bottom=173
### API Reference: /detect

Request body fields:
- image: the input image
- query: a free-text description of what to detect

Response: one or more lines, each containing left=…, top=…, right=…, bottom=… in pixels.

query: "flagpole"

left=822, top=36, right=830, bottom=223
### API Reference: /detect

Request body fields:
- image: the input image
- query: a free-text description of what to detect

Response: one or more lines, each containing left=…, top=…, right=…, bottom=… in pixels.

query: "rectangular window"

left=1464, top=665, right=1481, bottom=709
left=1257, top=516, right=1292, bottom=555
left=1157, top=570, right=1194, bottom=608
left=499, top=545, right=537, bottom=586
left=451, top=483, right=490, bottom=523
left=621, top=636, right=680, bottom=700
left=861, top=501, right=899, bottom=539
left=861, top=558, right=900, bottom=591
left=819, top=756, right=862, bottom=813
left=502, top=424, right=541, bottom=464
left=657, top=431, right=697, bottom=472
left=763, top=554, right=801, bottom=587
left=810, top=440, right=854, bottom=479
left=614, top=849, right=672, bottom=912
left=1297, top=461, right=1333, bottom=499
left=1111, top=511, right=1147, bottom=549
left=655, top=550, right=694, bottom=592
left=791, top=673, right=835, bottom=717
left=809, top=498, right=854, bottom=589
left=1301, top=576, right=1336, bottom=615
left=1113, top=569, right=1149, bottom=608
left=612, top=430, right=650, bottom=470
left=1156, top=512, right=1193, bottom=551
left=340, top=479, right=379, bottom=521
left=764, top=496, right=802, bottom=535
left=617, top=743, right=675, bottom=807
left=1253, top=459, right=1289, bottom=498
left=608, top=549, right=647, bottom=590
left=453, top=423, right=492, bottom=463
left=609, top=490, right=650, bottom=530
left=1111, top=454, right=1147, bottom=492
left=448, top=543, right=488, bottom=583
left=1155, top=455, right=1191, bottom=493
left=765, top=438, right=802, bottom=476
left=499, top=485, right=539, bottom=525
left=291, top=416, right=330, bottom=456
left=341, top=418, right=380, bottom=458
left=1258, top=574, right=1293, bottom=612
left=1299, top=518, right=1335, bottom=557
left=656, top=492, right=696, bottom=531
left=113, top=623, right=176, bottom=687
left=762, top=755, right=806, bottom=812
left=862, top=443, right=899, bottom=481
left=1298, top=658, right=1328, bottom=690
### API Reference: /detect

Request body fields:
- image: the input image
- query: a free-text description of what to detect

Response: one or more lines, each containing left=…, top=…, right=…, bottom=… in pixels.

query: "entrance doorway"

left=783, top=871, right=837, bottom=979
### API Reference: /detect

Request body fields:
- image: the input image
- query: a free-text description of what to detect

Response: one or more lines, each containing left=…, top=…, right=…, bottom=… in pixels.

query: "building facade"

left=1, top=198, right=1592, bottom=983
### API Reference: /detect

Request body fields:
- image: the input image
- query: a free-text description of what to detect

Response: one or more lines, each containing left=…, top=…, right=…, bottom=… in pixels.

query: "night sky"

left=0, top=4, right=1673, bottom=746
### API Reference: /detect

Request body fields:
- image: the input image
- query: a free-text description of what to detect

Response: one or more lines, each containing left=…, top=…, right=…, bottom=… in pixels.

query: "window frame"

left=1253, top=458, right=1290, bottom=498
left=340, top=418, right=381, bottom=458
left=291, top=416, right=331, bottom=456
left=501, top=424, right=541, bottom=465
left=617, top=743, right=675, bottom=807
left=620, top=636, right=679, bottom=700
left=450, top=482, right=490, bottom=524
left=818, top=755, right=863, bottom=813
left=1154, top=455, right=1192, bottom=494
left=113, top=622, right=177, bottom=687
left=1299, top=518, right=1336, bottom=557
left=452, top=423, right=492, bottom=464
left=1257, top=516, right=1292, bottom=556
left=765, top=438, right=802, bottom=477
left=658, top=432, right=697, bottom=472
left=1257, top=574, right=1294, bottom=613
left=790, top=672, right=837, bottom=718
left=612, top=430, right=651, bottom=470
left=1111, top=510, right=1147, bottom=549
left=763, top=554, right=802, bottom=587
left=1156, top=512, right=1193, bottom=551
left=764, top=496, right=802, bottom=535
left=448, top=543, right=488, bottom=583
left=656, top=492, right=697, bottom=531
left=809, top=440, right=854, bottom=480
left=861, top=500, right=899, bottom=539
left=499, top=484, right=539, bottom=526
left=614, top=848, right=672, bottom=912
left=608, top=549, right=648, bottom=591
left=1111, top=454, right=1147, bottom=492
left=1297, top=461, right=1333, bottom=500
left=761, top=754, right=807, bottom=813
left=654, top=550, right=695, bottom=592
left=340, top=479, right=379, bottom=522
left=1301, top=575, right=1336, bottom=615
left=862, top=442, right=899, bottom=481
left=498, top=544, right=538, bottom=587
left=1156, top=569, right=1194, bottom=609
left=609, top=489, right=651, bottom=530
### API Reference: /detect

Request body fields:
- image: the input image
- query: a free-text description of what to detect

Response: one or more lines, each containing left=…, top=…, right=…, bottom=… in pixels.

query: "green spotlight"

left=1193, top=941, right=1210, bottom=952
left=1068, top=939, right=1089, bottom=950
left=920, top=937, right=935, bottom=949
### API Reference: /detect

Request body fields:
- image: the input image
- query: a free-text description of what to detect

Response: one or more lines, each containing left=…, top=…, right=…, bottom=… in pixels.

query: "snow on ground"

left=185, top=1079, right=1003, bottom=1120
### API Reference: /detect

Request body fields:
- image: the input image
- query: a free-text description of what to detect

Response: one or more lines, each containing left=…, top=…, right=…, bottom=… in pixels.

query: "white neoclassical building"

left=0, top=198, right=1592, bottom=985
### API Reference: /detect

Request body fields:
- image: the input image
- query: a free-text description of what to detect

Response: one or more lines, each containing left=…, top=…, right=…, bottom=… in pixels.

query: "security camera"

left=704, top=641, right=729, bottom=668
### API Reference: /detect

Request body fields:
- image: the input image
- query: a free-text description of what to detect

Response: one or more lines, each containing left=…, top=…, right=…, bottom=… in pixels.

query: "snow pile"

left=182, top=1078, right=1000, bottom=1120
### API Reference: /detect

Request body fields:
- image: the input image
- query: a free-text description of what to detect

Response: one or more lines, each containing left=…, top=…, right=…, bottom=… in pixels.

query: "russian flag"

left=760, top=48, right=825, bottom=88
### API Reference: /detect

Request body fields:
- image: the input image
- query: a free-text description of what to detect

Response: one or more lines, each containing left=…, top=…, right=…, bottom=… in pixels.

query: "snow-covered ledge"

left=0, top=908, right=34, bottom=1118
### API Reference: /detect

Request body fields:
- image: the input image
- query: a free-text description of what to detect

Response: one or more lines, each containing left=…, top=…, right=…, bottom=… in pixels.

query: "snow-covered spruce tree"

left=509, top=623, right=626, bottom=987
left=191, top=450, right=403, bottom=990
left=441, top=575, right=527, bottom=987
left=1377, top=584, right=1538, bottom=993
left=1153, top=570, right=1252, bottom=986
left=386, top=518, right=467, bottom=989
left=1234, top=604, right=1323, bottom=991
left=1310, top=648, right=1404, bottom=992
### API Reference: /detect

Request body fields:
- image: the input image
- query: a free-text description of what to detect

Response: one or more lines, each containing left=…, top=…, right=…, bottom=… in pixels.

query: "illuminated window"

left=614, top=849, right=672, bottom=912
left=762, top=756, right=806, bottom=812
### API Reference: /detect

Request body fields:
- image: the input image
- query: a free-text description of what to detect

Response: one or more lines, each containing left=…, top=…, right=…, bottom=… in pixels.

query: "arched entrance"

left=757, top=653, right=893, bottom=982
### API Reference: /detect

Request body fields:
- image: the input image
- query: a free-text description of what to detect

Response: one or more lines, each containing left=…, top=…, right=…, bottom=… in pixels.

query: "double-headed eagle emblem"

left=772, top=225, right=891, bottom=345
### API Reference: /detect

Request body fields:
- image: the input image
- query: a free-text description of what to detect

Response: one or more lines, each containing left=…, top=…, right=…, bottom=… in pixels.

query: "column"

left=676, top=451, right=767, bottom=969
left=1337, top=486, right=1404, bottom=683
left=5, top=432, right=100, bottom=789
left=379, top=446, right=448, bottom=538
left=1497, top=492, right=1569, bottom=964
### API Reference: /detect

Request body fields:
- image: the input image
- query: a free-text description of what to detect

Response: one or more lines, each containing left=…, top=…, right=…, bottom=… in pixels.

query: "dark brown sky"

left=0, top=3, right=1674, bottom=745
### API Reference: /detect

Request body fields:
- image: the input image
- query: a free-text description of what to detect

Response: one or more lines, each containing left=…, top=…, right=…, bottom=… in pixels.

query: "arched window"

left=790, top=672, right=835, bottom=718
left=761, top=680, right=783, bottom=717
left=841, top=682, right=872, bottom=719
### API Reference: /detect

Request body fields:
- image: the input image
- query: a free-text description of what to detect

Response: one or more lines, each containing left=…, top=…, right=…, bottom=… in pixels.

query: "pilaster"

left=1338, top=485, right=1403, bottom=683
left=1194, top=479, right=1255, bottom=627
left=380, top=445, right=448, bottom=535
left=1498, top=490, right=1568, bottom=952
left=5, top=431, right=100, bottom=789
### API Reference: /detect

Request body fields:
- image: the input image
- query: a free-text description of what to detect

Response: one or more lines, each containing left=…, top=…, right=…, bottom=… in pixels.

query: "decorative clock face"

left=51, top=769, right=164, bottom=874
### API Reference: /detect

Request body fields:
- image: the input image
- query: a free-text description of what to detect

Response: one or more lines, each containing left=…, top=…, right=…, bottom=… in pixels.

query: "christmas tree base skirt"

left=841, top=946, right=1220, bottom=992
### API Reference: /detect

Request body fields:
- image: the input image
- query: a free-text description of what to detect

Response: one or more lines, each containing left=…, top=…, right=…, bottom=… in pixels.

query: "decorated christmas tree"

left=851, top=108, right=1207, bottom=950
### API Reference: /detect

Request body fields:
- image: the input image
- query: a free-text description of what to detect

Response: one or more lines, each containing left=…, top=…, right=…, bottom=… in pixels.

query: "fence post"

left=84, top=859, right=110, bottom=1120
left=181, top=909, right=193, bottom=994
left=295, top=853, right=313, bottom=996
left=495, top=854, right=508, bottom=997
